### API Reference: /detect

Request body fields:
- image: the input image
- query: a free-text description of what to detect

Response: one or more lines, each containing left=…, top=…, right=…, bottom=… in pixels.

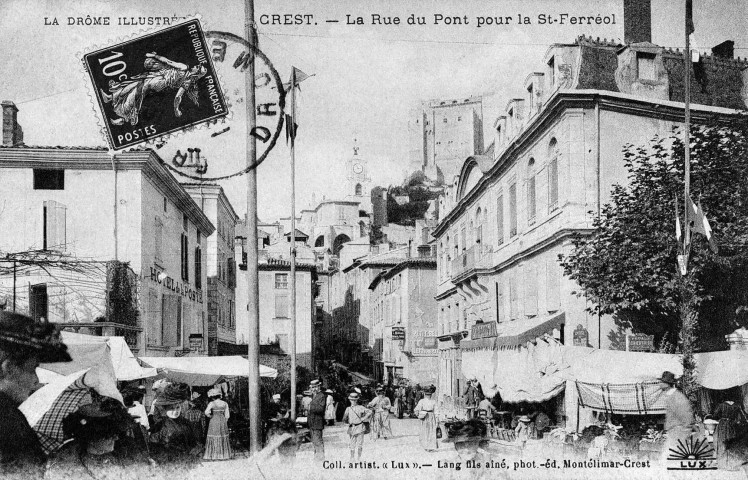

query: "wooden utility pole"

left=244, top=0, right=262, bottom=454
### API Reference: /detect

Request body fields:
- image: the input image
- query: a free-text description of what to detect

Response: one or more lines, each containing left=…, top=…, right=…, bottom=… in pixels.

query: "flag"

left=283, top=67, right=312, bottom=147
left=688, top=197, right=719, bottom=253
left=686, top=0, right=694, bottom=35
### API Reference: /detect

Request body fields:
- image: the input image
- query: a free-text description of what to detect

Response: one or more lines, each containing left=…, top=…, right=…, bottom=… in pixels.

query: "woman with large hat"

left=413, top=384, right=438, bottom=451
left=342, top=392, right=372, bottom=461
left=203, top=387, right=232, bottom=460
left=0, top=311, right=71, bottom=477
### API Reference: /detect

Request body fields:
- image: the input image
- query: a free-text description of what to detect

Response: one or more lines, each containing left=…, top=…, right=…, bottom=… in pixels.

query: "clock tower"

left=345, top=139, right=372, bottom=213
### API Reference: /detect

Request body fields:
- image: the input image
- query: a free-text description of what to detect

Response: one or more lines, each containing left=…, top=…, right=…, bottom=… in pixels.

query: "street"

left=186, top=417, right=748, bottom=480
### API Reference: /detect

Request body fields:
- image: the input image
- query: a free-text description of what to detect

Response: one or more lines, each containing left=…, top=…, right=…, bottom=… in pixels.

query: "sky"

left=1, top=0, right=746, bottom=221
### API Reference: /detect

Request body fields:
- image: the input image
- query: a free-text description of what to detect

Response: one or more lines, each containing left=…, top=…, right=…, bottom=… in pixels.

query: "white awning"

left=140, top=356, right=277, bottom=386
left=58, top=331, right=158, bottom=381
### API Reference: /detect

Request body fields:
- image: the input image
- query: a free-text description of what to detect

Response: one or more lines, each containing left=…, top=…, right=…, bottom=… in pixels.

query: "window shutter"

left=525, top=264, right=538, bottom=316
left=147, top=290, right=161, bottom=345
left=162, top=294, right=180, bottom=346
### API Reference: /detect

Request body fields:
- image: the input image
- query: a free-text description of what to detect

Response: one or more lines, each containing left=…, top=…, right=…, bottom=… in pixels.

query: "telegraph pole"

left=244, top=0, right=262, bottom=454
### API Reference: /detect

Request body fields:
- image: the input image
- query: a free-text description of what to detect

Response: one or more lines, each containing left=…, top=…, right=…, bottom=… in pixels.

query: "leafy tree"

left=560, top=117, right=748, bottom=356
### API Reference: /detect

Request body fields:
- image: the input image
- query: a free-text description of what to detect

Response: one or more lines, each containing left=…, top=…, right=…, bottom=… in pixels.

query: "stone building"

left=433, top=1, right=748, bottom=426
left=0, top=104, right=213, bottom=356
left=183, top=184, right=239, bottom=355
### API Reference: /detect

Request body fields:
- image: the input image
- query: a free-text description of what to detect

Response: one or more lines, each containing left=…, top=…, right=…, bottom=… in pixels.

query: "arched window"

left=333, top=234, right=351, bottom=255
left=527, top=158, right=536, bottom=224
left=475, top=207, right=483, bottom=249
left=548, top=139, right=559, bottom=211
left=355, top=183, right=363, bottom=196
left=315, top=235, right=325, bottom=247
left=359, top=221, right=366, bottom=238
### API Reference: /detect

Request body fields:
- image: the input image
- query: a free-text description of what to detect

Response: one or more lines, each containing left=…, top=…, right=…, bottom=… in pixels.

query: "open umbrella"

left=19, top=369, right=91, bottom=454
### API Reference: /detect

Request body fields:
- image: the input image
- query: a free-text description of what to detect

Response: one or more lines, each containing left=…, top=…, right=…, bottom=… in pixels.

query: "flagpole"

left=290, top=67, right=298, bottom=422
left=244, top=0, right=262, bottom=454
left=684, top=0, right=692, bottom=259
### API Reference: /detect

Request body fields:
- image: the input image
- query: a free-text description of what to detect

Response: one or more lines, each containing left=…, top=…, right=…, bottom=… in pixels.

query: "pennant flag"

left=283, top=67, right=311, bottom=93
left=688, top=197, right=719, bottom=253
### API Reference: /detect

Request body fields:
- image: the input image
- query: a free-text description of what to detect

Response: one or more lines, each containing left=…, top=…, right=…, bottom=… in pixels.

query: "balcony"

left=451, top=244, right=491, bottom=280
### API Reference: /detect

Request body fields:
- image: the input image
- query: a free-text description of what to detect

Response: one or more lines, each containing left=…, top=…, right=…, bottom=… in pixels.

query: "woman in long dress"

left=100, top=52, right=207, bottom=126
left=324, top=389, right=336, bottom=426
left=413, top=384, right=438, bottom=451
left=203, top=388, right=232, bottom=460
left=713, top=400, right=747, bottom=469
left=367, top=387, right=393, bottom=440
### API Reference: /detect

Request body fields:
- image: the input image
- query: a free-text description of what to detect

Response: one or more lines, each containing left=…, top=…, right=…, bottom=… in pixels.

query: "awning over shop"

left=60, top=332, right=157, bottom=381
left=695, top=350, right=748, bottom=390
left=140, top=356, right=277, bottom=386
left=462, top=313, right=565, bottom=351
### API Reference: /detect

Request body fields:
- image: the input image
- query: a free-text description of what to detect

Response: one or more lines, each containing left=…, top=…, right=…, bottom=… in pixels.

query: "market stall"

left=139, top=355, right=278, bottom=386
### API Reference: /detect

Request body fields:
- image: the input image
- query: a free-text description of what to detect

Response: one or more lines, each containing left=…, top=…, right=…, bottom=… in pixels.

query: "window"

left=547, top=56, right=555, bottom=87
left=183, top=214, right=188, bottom=232
left=637, top=52, right=656, bottom=81
left=527, top=159, right=536, bottom=225
left=194, top=245, right=202, bottom=289
left=475, top=208, right=483, bottom=248
left=460, top=226, right=466, bottom=252
left=509, top=183, right=517, bottom=237
left=443, top=117, right=448, bottom=123
left=496, top=194, right=504, bottom=245
left=548, top=160, right=558, bottom=211
left=496, top=282, right=504, bottom=323
left=147, top=290, right=162, bottom=346
left=161, top=294, right=181, bottom=347
left=355, top=183, right=362, bottom=196
left=43, top=200, right=66, bottom=251
left=547, top=260, right=561, bottom=312
left=275, top=295, right=289, bottom=319
left=180, top=232, right=189, bottom=281
left=337, top=206, right=345, bottom=222
left=525, top=264, right=538, bottom=316
left=509, top=274, right=518, bottom=320
left=275, top=273, right=288, bottom=289
left=29, top=284, right=48, bottom=322
left=227, top=258, right=235, bottom=288
left=33, top=169, right=64, bottom=190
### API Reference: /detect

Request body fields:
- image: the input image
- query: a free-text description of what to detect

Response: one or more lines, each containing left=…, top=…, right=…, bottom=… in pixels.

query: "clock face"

left=353, top=163, right=363, bottom=174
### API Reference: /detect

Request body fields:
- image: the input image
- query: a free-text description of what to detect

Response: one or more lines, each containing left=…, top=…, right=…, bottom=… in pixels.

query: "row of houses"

left=429, top=0, right=748, bottom=428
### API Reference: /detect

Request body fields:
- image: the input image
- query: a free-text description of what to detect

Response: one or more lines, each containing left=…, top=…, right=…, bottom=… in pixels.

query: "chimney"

left=623, top=0, right=652, bottom=44
left=712, top=40, right=734, bottom=59
left=2, top=101, right=23, bottom=146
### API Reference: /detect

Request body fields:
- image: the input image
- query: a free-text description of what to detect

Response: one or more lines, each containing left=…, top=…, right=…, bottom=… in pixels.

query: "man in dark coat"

left=0, top=312, right=71, bottom=478
left=307, top=379, right=327, bottom=461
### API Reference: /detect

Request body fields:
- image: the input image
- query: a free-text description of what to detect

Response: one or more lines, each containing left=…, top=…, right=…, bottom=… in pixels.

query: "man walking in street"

left=658, top=371, right=694, bottom=465
left=308, top=379, right=327, bottom=461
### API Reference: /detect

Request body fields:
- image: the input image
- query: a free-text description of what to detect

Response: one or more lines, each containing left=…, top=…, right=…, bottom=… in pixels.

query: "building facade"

left=183, top=184, right=238, bottom=355
left=0, top=118, right=214, bottom=356
left=433, top=26, right=748, bottom=425
left=369, top=257, right=438, bottom=386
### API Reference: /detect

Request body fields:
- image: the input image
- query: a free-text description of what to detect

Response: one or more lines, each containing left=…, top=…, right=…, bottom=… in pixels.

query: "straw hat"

left=518, top=415, right=531, bottom=423
left=348, top=392, right=360, bottom=401
left=207, top=387, right=221, bottom=398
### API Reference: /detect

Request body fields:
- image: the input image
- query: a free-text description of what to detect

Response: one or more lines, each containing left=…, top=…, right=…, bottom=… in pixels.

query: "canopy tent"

left=140, top=356, right=277, bottom=386
left=695, top=350, right=748, bottom=390
left=59, top=331, right=157, bottom=381
left=463, top=336, right=567, bottom=403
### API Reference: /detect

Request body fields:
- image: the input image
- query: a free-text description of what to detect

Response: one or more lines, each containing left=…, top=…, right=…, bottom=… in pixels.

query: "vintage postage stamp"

left=82, top=19, right=228, bottom=150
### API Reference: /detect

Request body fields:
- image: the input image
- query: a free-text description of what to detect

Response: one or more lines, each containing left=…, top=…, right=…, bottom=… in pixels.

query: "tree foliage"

left=560, top=117, right=748, bottom=351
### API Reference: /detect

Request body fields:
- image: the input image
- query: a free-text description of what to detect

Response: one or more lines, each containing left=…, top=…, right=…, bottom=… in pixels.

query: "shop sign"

left=471, top=321, right=497, bottom=339
left=573, top=324, right=589, bottom=347
left=149, top=267, right=203, bottom=303
left=189, top=334, right=203, bottom=351
left=627, top=333, right=655, bottom=352
left=392, top=326, right=406, bottom=340
left=413, top=330, right=437, bottom=356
